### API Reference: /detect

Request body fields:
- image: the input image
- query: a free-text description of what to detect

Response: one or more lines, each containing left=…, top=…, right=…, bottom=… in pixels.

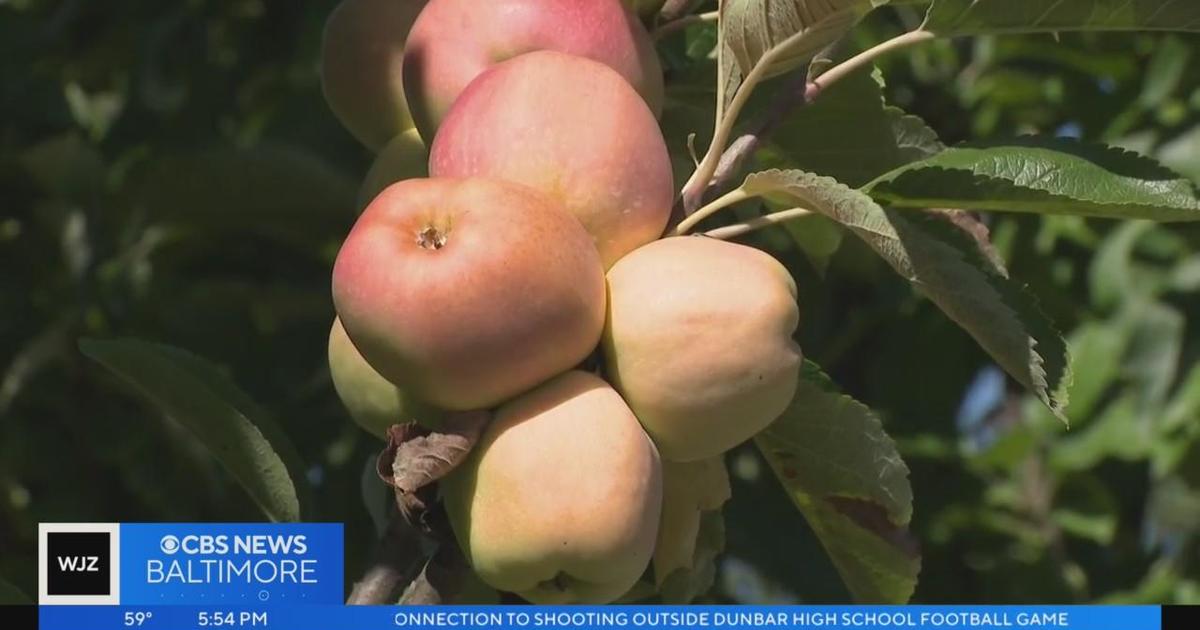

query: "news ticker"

left=15, top=522, right=1196, bottom=630
left=8, top=604, right=1197, bottom=630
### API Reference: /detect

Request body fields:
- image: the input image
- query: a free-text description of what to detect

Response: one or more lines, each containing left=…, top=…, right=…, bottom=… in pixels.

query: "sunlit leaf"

left=731, top=169, right=1071, bottom=420
left=866, top=139, right=1200, bottom=222
left=924, top=0, right=1200, bottom=36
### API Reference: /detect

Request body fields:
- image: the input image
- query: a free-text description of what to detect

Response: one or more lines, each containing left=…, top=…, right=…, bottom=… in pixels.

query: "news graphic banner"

left=26, top=522, right=1196, bottom=630
left=37, top=523, right=342, bottom=607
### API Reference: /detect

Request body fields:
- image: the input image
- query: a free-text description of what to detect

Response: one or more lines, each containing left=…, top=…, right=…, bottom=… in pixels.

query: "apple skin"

left=430, top=51, right=673, bottom=269
left=653, top=457, right=731, bottom=584
left=442, top=370, right=663, bottom=604
left=356, top=128, right=428, bottom=212
left=328, top=318, right=439, bottom=436
left=332, top=177, right=606, bottom=411
left=402, top=0, right=663, bottom=140
left=320, top=0, right=426, bottom=151
left=603, top=237, right=803, bottom=462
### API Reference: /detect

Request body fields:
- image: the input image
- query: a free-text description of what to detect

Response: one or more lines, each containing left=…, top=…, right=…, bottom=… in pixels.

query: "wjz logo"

left=39, top=523, right=120, bottom=604
left=47, top=532, right=110, bottom=595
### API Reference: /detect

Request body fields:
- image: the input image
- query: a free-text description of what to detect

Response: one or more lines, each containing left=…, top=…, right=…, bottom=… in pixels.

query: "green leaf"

left=1050, top=395, right=1151, bottom=472
left=0, top=575, right=30, bottom=605
left=780, top=211, right=845, bottom=275
left=760, top=67, right=943, bottom=187
left=723, top=1, right=884, bottom=80
left=1088, top=222, right=1162, bottom=310
left=79, top=338, right=307, bottom=522
left=866, top=138, right=1200, bottom=221
left=756, top=362, right=917, bottom=603
left=1057, top=321, right=1130, bottom=422
left=719, top=1, right=890, bottom=111
left=1162, top=362, right=1200, bottom=435
left=1123, top=301, right=1185, bottom=413
left=734, top=169, right=1071, bottom=420
left=1156, top=123, right=1200, bottom=184
left=1138, top=36, right=1191, bottom=109
left=923, top=0, right=1200, bottom=36
left=1051, top=477, right=1119, bottom=545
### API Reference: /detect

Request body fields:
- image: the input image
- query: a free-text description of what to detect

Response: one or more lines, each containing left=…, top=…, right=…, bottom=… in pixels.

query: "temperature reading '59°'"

left=123, top=611, right=153, bottom=626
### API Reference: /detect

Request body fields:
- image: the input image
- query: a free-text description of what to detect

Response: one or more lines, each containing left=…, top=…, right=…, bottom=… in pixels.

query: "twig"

left=713, top=78, right=820, bottom=200
left=679, top=43, right=775, bottom=213
left=659, top=0, right=705, bottom=22
left=654, top=11, right=718, bottom=40
left=346, top=515, right=429, bottom=605
left=676, top=27, right=936, bottom=219
left=702, top=207, right=814, bottom=240
left=668, top=76, right=818, bottom=232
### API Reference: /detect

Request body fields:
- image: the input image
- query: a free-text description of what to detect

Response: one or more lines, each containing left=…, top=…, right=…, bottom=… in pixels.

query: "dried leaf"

left=377, top=411, right=490, bottom=530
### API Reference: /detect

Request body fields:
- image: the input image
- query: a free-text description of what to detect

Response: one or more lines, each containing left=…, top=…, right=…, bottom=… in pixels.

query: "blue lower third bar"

left=38, top=605, right=1163, bottom=630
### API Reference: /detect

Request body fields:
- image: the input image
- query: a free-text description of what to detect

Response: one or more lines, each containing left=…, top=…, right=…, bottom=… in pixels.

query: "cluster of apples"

left=321, top=0, right=803, bottom=604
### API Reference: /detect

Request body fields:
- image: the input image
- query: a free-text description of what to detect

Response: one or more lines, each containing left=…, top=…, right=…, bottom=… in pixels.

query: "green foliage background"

left=2, top=0, right=1199, bottom=604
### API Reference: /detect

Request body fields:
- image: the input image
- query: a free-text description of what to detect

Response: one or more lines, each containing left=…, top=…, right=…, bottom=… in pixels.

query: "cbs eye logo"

left=160, top=535, right=181, bottom=554
left=39, top=523, right=121, bottom=605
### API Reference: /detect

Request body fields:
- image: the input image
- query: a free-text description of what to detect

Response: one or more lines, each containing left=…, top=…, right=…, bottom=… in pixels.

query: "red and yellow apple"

left=430, top=51, right=673, bottom=268
left=603, top=237, right=803, bottom=461
left=332, top=177, right=606, bottom=411
left=442, top=370, right=662, bottom=604
left=320, top=0, right=426, bottom=150
left=654, top=458, right=731, bottom=584
left=356, top=128, right=428, bottom=211
left=328, top=317, right=438, bottom=436
left=402, top=0, right=663, bottom=140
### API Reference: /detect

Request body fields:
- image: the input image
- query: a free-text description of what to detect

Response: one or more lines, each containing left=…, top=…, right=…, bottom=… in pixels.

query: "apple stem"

left=346, top=515, right=428, bottom=605
left=702, top=207, right=816, bottom=241
left=809, top=29, right=936, bottom=95
left=417, top=226, right=448, bottom=250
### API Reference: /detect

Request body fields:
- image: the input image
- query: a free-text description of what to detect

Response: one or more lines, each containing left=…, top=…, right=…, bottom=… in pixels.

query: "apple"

left=328, top=318, right=438, bottom=436
left=332, top=177, right=606, bottom=411
left=320, top=0, right=426, bottom=151
left=603, top=237, right=803, bottom=461
left=430, top=51, right=673, bottom=269
left=442, top=370, right=662, bottom=604
left=356, top=128, right=427, bottom=211
left=653, top=457, right=731, bottom=584
left=402, top=0, right=663, bottom=140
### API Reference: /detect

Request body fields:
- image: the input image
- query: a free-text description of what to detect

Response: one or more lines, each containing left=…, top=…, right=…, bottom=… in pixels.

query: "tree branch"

left=668, top=75, right=819, bottom=231
left=397, top=544, right=470, bottom=605
left=346, top=514, right=429, bottom=605
left=659, top=0, right=706, bottom=22
left=673, top=27, right=936, bottom=224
